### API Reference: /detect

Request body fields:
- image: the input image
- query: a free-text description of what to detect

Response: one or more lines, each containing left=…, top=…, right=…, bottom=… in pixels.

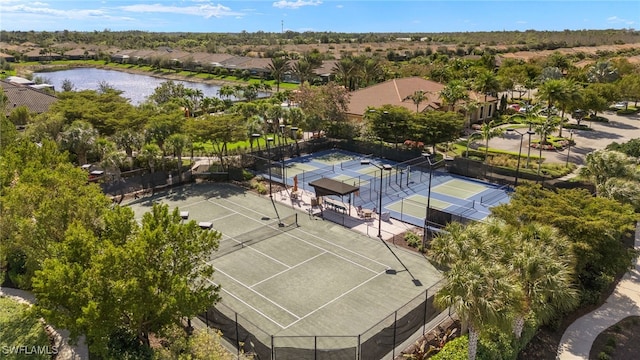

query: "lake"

left=33, top=68, right=254, bottom=105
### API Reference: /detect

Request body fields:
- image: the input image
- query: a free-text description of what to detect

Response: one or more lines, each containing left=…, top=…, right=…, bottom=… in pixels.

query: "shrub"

left=404, top=232, right=422, bottom=250
left=430, top=336, right=468, bottom=360
left=598, top=352, right=611, bottom=360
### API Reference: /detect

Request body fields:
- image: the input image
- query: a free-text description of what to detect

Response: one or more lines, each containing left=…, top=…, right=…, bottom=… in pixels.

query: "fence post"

left=314, top=336, right=318, bottom=360
left=235, top=313, right=240, bottom=357
left=357, top=334, right=361, bottom=360
left=423, top=289, right=429, bottom=335
left=392, top=311, right=397, bottom=359
left=271, top=335, right=275, bottom=360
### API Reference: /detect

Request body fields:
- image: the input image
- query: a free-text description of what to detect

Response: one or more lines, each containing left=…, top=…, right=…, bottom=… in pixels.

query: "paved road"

left=484, top=110, right=640, bottom=166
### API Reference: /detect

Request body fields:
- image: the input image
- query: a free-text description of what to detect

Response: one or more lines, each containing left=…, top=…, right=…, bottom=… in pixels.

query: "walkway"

left=0, top=286, right=89, bottom=360
left=556, top=223, right=640, bottom=359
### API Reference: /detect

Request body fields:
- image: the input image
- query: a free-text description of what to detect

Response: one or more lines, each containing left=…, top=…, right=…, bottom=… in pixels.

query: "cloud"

left=606, top=16, right=634, bottom=25
left=119, top=3, right=244, bottom=19
left=1, top=2, right=108, bottom=19
left=272, top=0, right=322, bottom=9
left=336, top=4, right=343, bottom=8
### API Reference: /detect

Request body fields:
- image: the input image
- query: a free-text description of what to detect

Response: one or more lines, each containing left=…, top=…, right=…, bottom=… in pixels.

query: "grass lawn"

left=0, top=297, right=51, bottom=360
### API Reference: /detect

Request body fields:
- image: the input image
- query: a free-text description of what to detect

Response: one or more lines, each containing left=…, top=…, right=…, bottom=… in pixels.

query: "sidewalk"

left=556, top=222, right=640, bottom=359
left=0, top=286, right=89, bottom=360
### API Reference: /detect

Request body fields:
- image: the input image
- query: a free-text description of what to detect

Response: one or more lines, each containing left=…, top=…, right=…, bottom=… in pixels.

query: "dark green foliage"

left=491, top=184, right=638, bottom=305
left=607, top=139, right=640, bottom=158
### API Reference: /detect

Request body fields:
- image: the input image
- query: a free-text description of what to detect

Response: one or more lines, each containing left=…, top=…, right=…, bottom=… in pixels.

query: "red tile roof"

left=347, top=77, right=445, bottom=116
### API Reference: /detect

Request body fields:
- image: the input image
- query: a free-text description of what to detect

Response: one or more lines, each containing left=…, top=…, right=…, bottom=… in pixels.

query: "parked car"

left=538, top=107, right=558, bottom=115
left=614, top=101, right=628, bottom=109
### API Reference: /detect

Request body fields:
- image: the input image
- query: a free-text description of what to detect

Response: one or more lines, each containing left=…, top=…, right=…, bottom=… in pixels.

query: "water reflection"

left=33, top=68, right=263, bottom=105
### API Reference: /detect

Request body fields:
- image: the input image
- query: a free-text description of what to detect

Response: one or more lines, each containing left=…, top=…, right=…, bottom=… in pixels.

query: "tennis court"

left=265, top=149, right=511, bottom=229
left=125, top=182, right=444, bottom=359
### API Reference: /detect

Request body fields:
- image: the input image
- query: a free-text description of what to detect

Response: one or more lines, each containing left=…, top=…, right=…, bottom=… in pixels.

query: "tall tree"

left=587, top=61, right=619, bottom=83
left=32, top=203, right=221, bottom=356
left=60, top=120, right=98, bottom=165
left=479, top=120, right=505, bottom=169
left=404, top=90, right=428, bottom=113
left=268, top=56, right=291, bottom=92
left=439, top=80, right=469, bottom=112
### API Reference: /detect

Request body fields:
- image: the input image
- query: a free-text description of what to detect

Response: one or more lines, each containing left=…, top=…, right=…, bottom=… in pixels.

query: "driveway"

left=485, top=110, right=640, bottom=165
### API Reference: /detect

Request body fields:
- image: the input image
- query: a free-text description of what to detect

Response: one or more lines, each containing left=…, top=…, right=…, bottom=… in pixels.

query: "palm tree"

left=580, top=150, right=639, bottom=197
left=333, top=57, right=356, bottom=91
left=404, top=90, right=428, bottom=113
left=60, top=120, right=98, bottom=165
left=113, top=129, right=143, bottom=168
left=217, top=85, right=235, bottom=100
left=436, top=260, right=520, bottom=360
left=555, top=80, right=583, bottom=137
left=439, top=80, right=468, bottom=112
left=268, top=56, right=291, bottom=92
left=167, top=133, right=190, bottom=178
left=533, top=117, right=560, bottom=179
left=587, top=61, right=619, bottom=83
left=473, top=70, right=500, bottom=103
left=361, top=58, right=383, bottom=88
left=291, top=59, right=315, bottom=86
left=480, top=120, right=505, bottom=172
left=537, top=78, right=565, bottom=118
left=509, top=224, right=577, bottom=338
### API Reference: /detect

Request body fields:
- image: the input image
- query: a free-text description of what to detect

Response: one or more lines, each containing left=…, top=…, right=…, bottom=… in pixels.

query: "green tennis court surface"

left=126, top=182, right=443, bottom=340
left=386, top=194, right=452, bottom=219
left=283, top=162, right=319, bottom=178
left=332, top=174, right=370, bottom=187
left=432, top=179, right=487, bottom=199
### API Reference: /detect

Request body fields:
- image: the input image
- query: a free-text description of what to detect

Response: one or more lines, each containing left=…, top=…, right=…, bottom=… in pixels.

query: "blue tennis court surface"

left=263, top=149, right=511, bottom=229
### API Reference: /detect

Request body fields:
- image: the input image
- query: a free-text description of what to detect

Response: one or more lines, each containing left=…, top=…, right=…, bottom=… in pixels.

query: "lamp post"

left=525, top=123, right=533, bottom=169
left=266, top=137, right=274, bottom=198
left=506, top=128, right=535, bottom=186
left=565, top=130, right=574, bottom=168
left=290, top=127, right=299, bottom=157
left=421, top=153, right=452, bottom=250
left=361, top=159, right=392, bottom=238
left=252, top=133, right=262, bottom=152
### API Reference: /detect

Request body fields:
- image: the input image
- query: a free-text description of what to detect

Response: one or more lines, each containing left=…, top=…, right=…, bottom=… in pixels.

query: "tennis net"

left=211, top=213, right=299, bottom=260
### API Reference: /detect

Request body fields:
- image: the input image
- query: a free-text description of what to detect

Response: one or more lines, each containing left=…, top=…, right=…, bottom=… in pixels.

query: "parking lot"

left=489, top=110, right=640, bottom=166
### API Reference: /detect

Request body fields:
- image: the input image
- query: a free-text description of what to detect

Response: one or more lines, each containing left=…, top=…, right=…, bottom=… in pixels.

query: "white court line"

left=211, top=212, right=241, bottom=223
left=281, top=229, right=383, bottom=274
left=218, top=197, right=388, bottom=274
left=282, top=270, right=387, bottom=330
left=207, top=200, right=291, bottom=268
left=214, top=268, right=301, bottom=320
left=206, top=279, right=288, bottom=329
left=250, top=251, right=327, bottom=288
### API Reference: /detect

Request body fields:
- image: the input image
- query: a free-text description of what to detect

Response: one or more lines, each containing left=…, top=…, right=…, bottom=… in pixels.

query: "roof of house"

left=347, top=77, right=446, bottom=116
left=0, top=80, right=58, bottom=116
left=347, top=76, right=497, bottom=117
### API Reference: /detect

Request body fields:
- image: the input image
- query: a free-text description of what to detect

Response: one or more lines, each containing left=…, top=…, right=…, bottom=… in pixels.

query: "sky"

left=0, top=0, right=638, bottom=34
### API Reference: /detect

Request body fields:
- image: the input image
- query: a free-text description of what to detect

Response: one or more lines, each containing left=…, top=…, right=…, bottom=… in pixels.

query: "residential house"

left=0, top=79, right=58, bottom=119
left=346, top=77, right=497, bottom=127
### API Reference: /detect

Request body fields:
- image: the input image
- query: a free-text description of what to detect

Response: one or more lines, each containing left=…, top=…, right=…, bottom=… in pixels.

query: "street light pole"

left=421, top=153, right=451, bottom=250
left=266, top=137, right=274, bottom=198
left=565, top=130, right=574, bottom=168
left=361, top=160, right=392, bottom=238
left=506, top=129, right=535, bottom=186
